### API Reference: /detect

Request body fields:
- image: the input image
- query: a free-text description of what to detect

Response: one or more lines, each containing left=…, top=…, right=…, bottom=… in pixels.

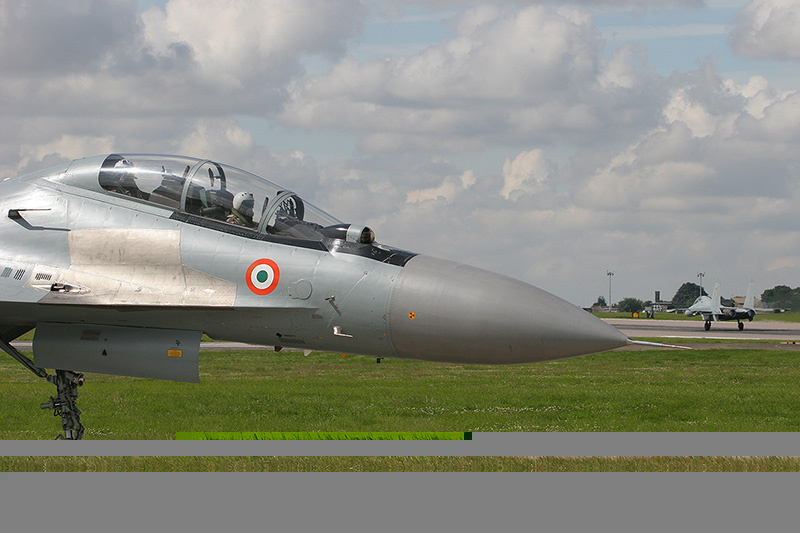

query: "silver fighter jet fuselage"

left=0, top=154, right=630, bottom=438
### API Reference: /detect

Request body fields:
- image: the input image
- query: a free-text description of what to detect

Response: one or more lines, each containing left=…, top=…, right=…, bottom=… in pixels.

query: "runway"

left=605, top=318, right=800, bottom=350
left=10, top=318, right=800, bottom=354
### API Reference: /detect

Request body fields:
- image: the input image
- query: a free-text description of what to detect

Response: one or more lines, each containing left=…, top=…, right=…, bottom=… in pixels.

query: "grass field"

left=2, top=342, right=800, bottom=471
left=3, top=455, right=800, bottom=472
left=4, top=346, right=800, bottom=439
left=743, top=310, right=800, bottom=323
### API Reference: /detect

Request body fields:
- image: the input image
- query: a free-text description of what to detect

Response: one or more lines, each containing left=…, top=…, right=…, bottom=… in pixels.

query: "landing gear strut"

left=41, top=370, right=85, bottom=440
left=0, top=328, right=86, bottom=440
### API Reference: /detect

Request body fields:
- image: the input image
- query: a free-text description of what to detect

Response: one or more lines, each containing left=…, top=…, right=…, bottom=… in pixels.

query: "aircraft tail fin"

left=711, top=280, right=722, bottom=314
left=744, top=279, right=755, bottom=309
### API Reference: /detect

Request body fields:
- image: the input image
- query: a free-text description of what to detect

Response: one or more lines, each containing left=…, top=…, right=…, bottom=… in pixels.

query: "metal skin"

left=0, top=154, right=629, bottom=438
left=389, top=256, right=627, bottom=364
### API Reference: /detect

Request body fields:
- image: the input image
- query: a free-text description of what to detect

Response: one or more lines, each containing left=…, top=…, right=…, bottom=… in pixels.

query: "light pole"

left=607, top=271, right=614, bottom=310
left=697, top=272, right=705, bottom=296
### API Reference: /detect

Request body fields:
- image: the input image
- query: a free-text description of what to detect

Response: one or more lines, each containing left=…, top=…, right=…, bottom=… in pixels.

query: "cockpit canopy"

left=83, top=154, right=351, bottom=243
left=27, top=153, right=417, bottom=264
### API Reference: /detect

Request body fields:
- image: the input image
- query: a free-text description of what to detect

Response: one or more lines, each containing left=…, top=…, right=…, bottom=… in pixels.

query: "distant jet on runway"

left=684, top=279, right=783, bottom=331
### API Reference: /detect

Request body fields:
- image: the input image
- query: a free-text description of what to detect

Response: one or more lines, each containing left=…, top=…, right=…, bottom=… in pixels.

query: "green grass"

left=3, top=456, right=800, bottom=472
left=4, top=346, right=800, bottom=439
left=4, top=345, right=800, bottom=471
left=750, top=310, right=800, bottom=323
left=175, top=431, right=470, bottom=440
left=9, top=329, right=34, bottom=341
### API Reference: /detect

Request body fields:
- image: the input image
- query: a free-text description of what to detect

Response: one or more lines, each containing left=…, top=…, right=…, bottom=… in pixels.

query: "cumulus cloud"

left=177, top=119, right=255, bottom=161
left=730, top=0, right=800, bottom=60
left=0, top=0, right=366, bottom=170
left=142, top=0, right=366, bottom=84
left=500, top=149, right=554, bottom=199
left=281, top=4, right=661, bottom=154
left=597, top=43, right=649, bottom=90
left=0, top=0, right=365, bottom=116
left=406, top=170, right=476, bottom=203
left=574, top=66, right=800, bottom=213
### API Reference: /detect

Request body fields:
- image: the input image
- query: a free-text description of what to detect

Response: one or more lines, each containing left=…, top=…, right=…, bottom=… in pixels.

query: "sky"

left=2, top=0, right=799, bottom=306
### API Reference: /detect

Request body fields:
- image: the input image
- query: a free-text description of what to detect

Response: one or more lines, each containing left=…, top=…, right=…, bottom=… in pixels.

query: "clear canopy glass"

left=95, top=154, right=340, bottom=241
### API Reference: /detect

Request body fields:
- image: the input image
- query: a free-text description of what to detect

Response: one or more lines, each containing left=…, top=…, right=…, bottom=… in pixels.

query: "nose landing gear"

left=1, top=328, right=86, bottom=440
left=41, top=370, right=85, bottom=440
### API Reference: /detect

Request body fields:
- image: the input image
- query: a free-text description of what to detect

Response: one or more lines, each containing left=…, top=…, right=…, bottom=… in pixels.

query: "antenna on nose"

left=626, top=338, right=692, bottom=350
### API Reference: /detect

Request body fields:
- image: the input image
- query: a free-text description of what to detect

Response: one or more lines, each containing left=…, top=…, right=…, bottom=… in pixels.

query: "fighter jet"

left=684, top=279, right=781, bottom=331
left=0, top=153, right=643, bottom=439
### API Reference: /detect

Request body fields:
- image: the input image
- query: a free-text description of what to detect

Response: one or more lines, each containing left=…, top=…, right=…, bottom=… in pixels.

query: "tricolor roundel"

left=246, top=259, right=280, bottom=295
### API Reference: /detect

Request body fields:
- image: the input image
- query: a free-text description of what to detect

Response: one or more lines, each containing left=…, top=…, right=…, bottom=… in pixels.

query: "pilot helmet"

left=113, top=158, right=136, bottom=186
left=233, top=192, right=255, bottom=218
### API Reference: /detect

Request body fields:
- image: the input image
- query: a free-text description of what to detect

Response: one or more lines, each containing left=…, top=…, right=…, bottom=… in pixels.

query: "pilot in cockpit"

left=99, top=156, right=147, bottom=200
left=227, top=192, right=256, bottom=228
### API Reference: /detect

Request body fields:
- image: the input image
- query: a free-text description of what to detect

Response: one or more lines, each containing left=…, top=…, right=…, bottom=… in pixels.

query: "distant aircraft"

left=684, top=279, right=783, bottom=331
left=0, top=154, right=664, bottom=439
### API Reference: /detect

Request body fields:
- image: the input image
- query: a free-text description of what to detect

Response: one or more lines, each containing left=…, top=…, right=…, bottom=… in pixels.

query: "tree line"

left=595, top=282, right=798, bottom=314
left=759, top=286, right=800, bottom=310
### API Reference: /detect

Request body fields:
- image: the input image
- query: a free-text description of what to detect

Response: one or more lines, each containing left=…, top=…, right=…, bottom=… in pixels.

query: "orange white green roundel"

left=246, top=258, right=280, bottom=295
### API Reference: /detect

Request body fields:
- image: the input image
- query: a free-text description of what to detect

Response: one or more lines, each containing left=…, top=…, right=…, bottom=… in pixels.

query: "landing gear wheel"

left=738, top=322, right=744, bottom=331
left=704, top=321, right=711, bottom=331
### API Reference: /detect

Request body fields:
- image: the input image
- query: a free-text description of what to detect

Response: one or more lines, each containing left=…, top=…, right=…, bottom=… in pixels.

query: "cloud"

left=574, top=65, right=800, bottom=213
left=176, top=119, right=255, bottom=160
left=0, top=1, right=366, bottom=117
left=142, top=0, right=367, bottom=84
left=500, top=149, right=555, bottom=199
left=406, top=170, right=476, bottom=203
left=281, top=4, right=662, bottom=153
left=376, top=0, right=705, bottom=7
left=730, top=0, right=800, bottom=60
left=0, top=0, right=366, bottom=168
left=0, top=0, right=140, bottom=75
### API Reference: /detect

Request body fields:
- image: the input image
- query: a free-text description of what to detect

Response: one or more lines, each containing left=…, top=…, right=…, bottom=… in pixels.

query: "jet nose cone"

left=388, top=256, right=628, bottom=364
